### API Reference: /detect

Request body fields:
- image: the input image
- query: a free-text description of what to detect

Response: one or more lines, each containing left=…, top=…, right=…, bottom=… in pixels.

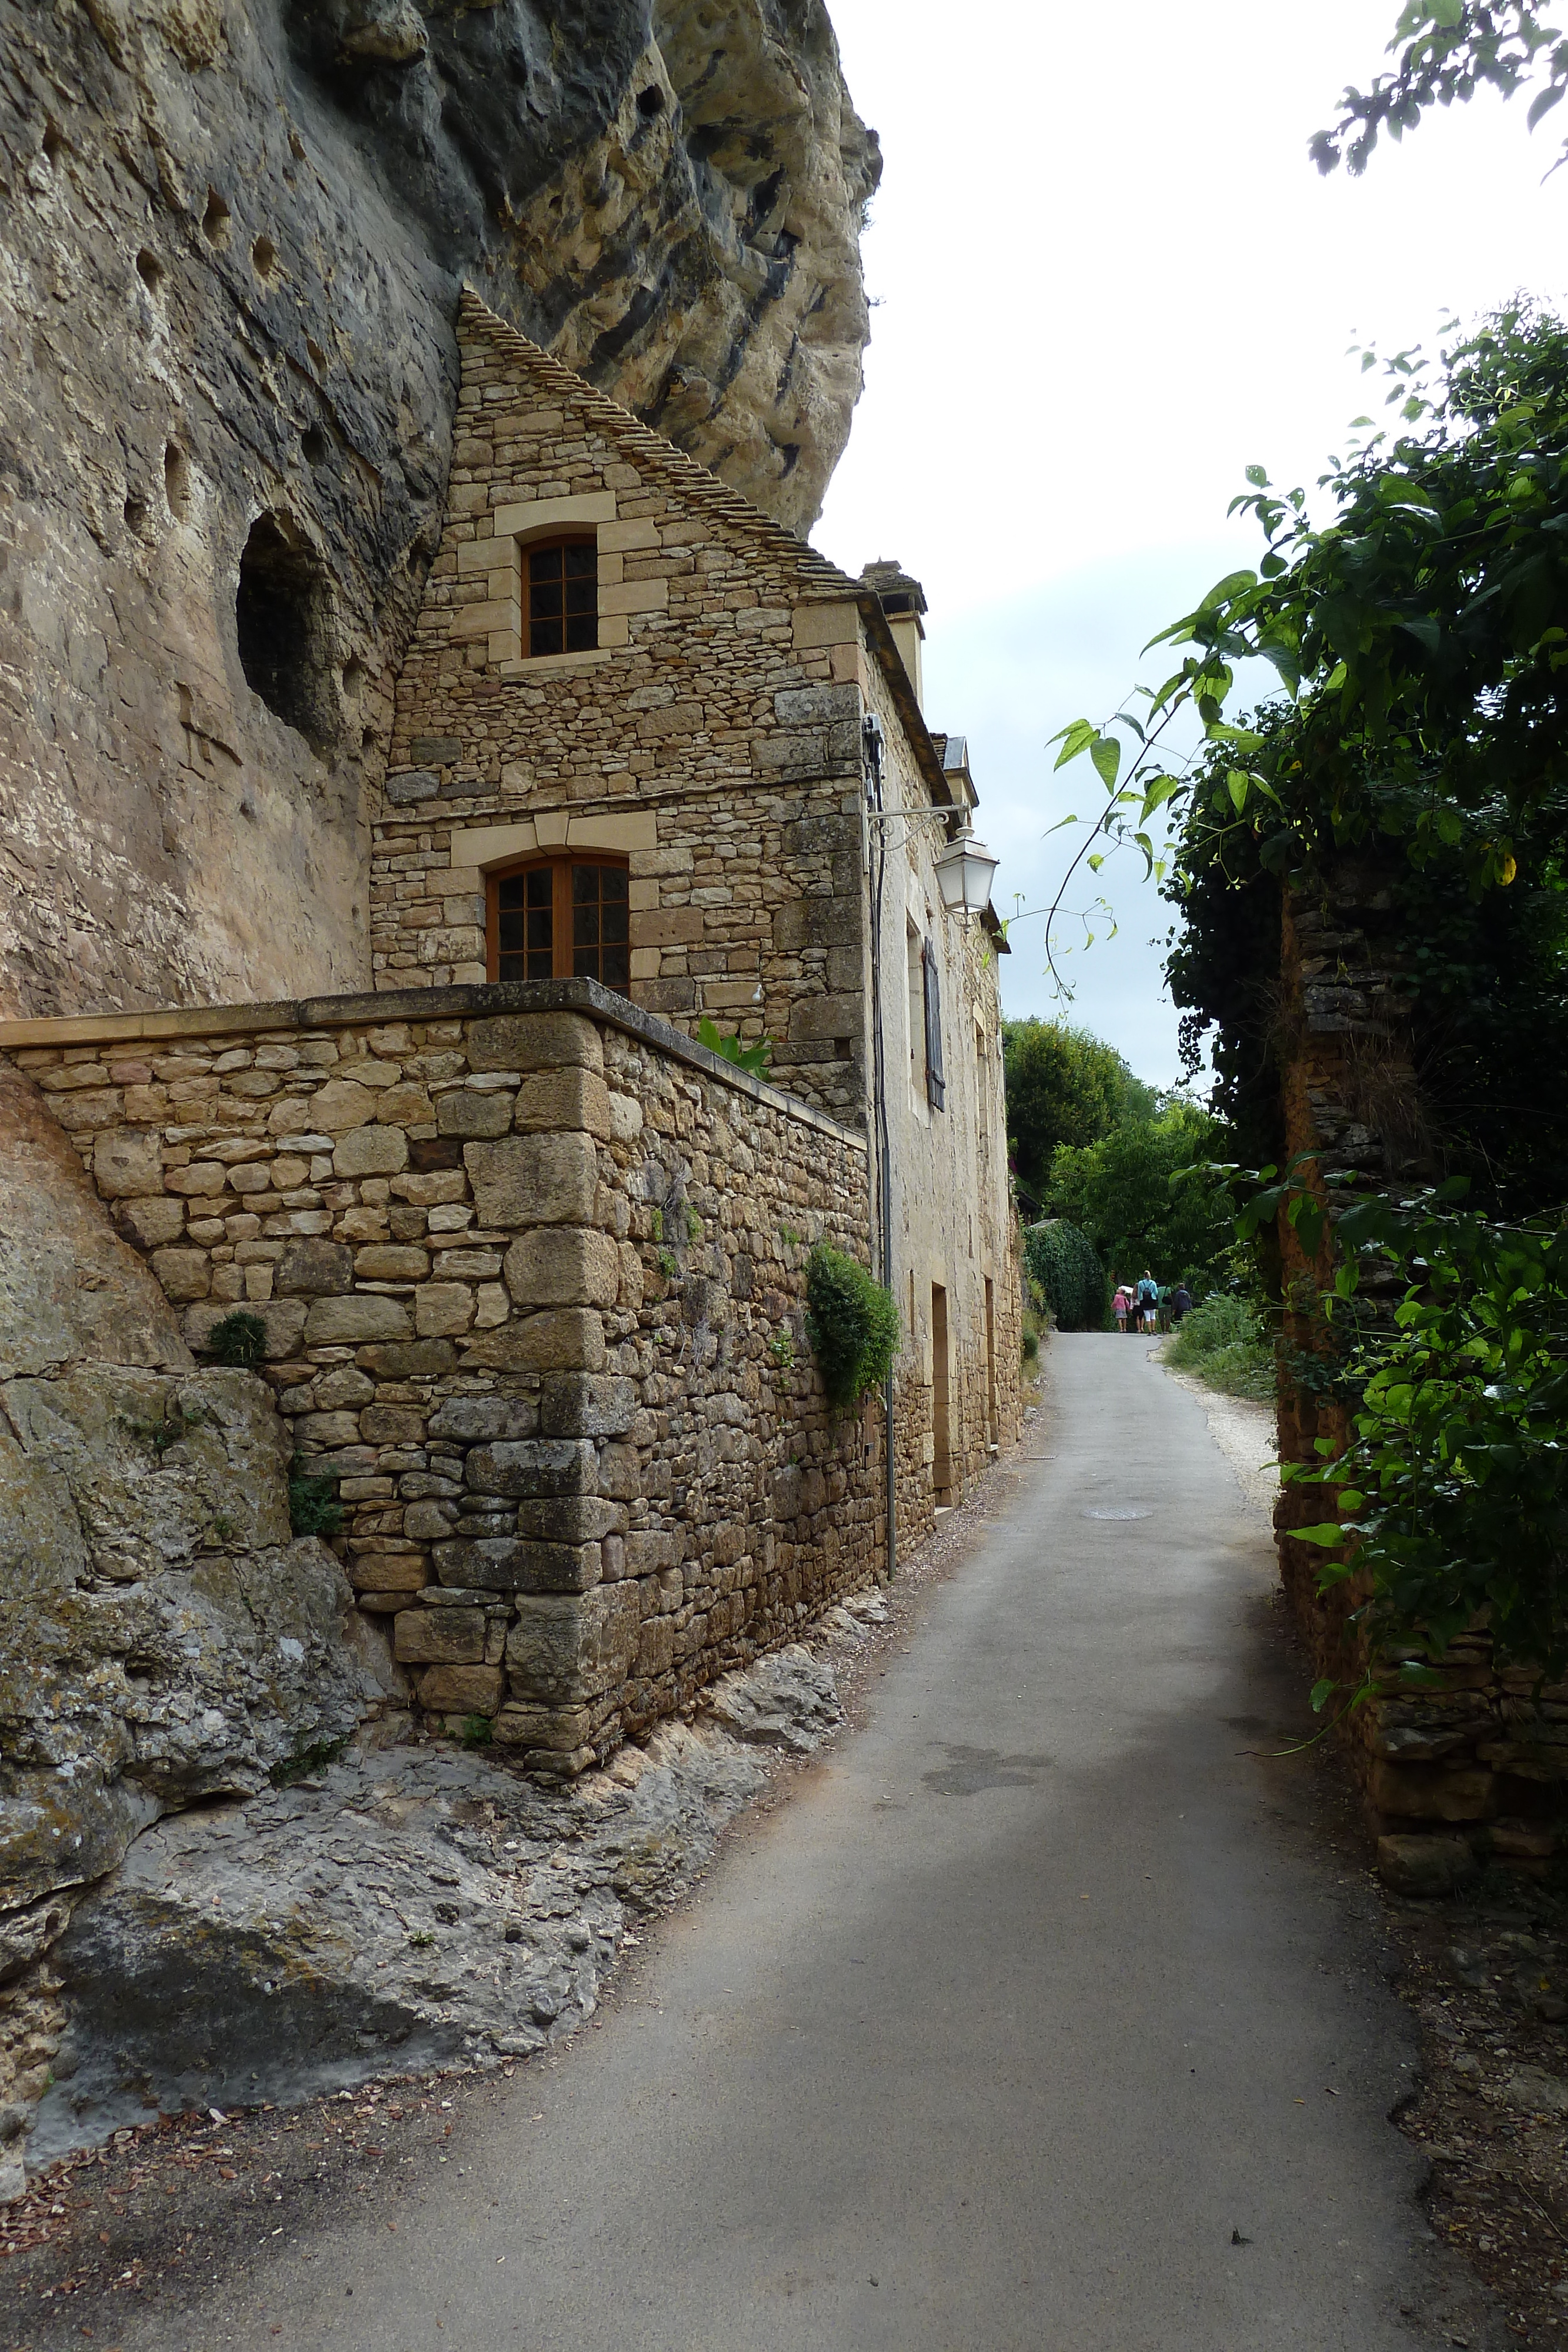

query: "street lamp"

left=934, top=824, right=1000, bottom=921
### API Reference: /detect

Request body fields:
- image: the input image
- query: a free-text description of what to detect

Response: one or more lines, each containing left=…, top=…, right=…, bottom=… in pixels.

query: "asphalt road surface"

left=114, top=1335, right=1485, bottom=2351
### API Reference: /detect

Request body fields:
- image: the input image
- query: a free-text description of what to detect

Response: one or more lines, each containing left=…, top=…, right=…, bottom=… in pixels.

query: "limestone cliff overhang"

left=0, top=978, right=867, bottom=1151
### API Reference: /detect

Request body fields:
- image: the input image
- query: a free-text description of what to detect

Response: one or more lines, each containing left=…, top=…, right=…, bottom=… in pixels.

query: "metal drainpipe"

left=862, top=713, right=897, bottom=1582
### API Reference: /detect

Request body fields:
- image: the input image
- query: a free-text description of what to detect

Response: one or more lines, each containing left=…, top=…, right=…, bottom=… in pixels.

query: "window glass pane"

left=525, top=868, right=551, bottom=906
left=564, top=612, right=596, bottom=651
left=526, top=908, right=552, bottom=953
left=530, top=579, right=563, bottom=619
left=573, top=946, right=599, bottom=978
left=571, top=864, right=598, bottom=904
left=529, top=546, right=563, bottom=583
left=497, top=951, right=525, bottom=983
left=530, top=619, right=559, bottom=657
left=602, top=941, right=630, bottom=990
left=497, top=911, right=526, bottom=953
left=601, top=867, right=628, bottom=901
left=573, top=904, right=600, bottom=949
left=497, top=874, right=526, bottom=911
left=564, top=543, right=596, bottom=579
left=601, top=901, right=628, bottom=945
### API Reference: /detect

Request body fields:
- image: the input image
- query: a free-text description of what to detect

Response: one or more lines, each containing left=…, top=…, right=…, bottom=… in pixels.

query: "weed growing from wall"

left=804, top=1243, right=898, bottom=1412
left=205, top=1309, right=268, bottom=1368
left=289, top=1462, right=343, bottom=1538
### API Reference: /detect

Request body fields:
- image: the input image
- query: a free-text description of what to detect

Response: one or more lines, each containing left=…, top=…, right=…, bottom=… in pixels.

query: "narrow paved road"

left=128, top=1337, right=1480, bottom=2350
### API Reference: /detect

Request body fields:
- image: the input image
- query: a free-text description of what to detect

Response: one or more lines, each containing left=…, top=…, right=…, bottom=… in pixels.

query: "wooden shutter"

left=922, top=942, right=946, bottom=1111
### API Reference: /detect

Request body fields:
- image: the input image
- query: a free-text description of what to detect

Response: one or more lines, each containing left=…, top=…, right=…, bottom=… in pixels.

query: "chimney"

left=861, top=560, right=927, bottom=711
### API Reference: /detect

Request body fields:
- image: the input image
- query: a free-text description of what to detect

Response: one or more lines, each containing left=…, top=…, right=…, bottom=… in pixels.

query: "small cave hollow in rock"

left=236, top=512, right=337, bottom=750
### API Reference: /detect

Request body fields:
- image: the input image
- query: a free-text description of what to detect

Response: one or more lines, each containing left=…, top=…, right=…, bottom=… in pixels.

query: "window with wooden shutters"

left=921, top=942, right=946, bottom=1111
left=487, top=856, right=630, bottom=990
left=524, top=537, right=597, bottom=658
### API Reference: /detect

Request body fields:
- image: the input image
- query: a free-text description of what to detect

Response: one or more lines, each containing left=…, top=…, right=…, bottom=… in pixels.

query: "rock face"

left=0, top=1062, right=387, bottom=2198
left=0, top=0, right=879, bottom=1020
left=24, top=1625, right=867, bottom=2174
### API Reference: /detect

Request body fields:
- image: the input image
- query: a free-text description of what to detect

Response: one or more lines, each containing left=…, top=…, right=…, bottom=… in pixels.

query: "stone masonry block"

left=348, top=1549, right=425, bottom=1593
left=503, top=1227, right=620, bottom=1309
left=492, top=1702, right=596, bottom=1752
left=464, top=1133, right=598, bottom=1226
left=149, top=1247, right=210, bottom=1301
left=465, top=1438, right=596, bottom=1498
left=512, top=1068, right=611, bottom=1137
left=787, top=994, right=862, bottom=1041
left=432, top=1535, right=601, bottom=1594
left=504, top=1583, right=641, bottom=1704
left=276, top=1238, right=354, bottom=1297
left=357, top=1339, right=461, bottom=1380
left=304, top=1294, right=412, bottom=1346
left=437, top=1088, right=512, bottom=1138
left=116, top=1195, right=185, bottom=1250
left=309, top=1080, right=377, bottom=1132
left=772, top=897, right=860, bottom=951
left=415, top=1283, right=475, bottom=1337
left=417, top=1664, right=505, bottom=1714
left=395, top=1608, right=485, bottom=1664
left=466, top=1013, right=603, bottom=1074
left=429, top=1396, right=540, bottom=1444
left=540, top=1373, right=638, bottom=1438
left=334, top=1125, right=409, bottom=1178
left=516, top=1495, right=626, bottom=1544
left=459, top=1308, right=605, bottom=1373
left=94, top=1128, right=163, bottom=1198
left=623, top=1529, right=683, bottom=1575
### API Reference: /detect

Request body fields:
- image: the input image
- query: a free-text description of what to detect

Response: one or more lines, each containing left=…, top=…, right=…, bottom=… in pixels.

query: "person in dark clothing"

left=1170, top=1283, right=1192, bottom=1325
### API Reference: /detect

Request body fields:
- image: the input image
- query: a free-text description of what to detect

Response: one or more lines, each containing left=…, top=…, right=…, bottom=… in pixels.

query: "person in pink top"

left=1112, top=1283, right=1131, bottom=1335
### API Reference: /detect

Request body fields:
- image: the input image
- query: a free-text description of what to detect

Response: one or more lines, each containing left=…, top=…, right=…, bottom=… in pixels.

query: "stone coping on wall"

left=0, top=978, right=866, bottom=1155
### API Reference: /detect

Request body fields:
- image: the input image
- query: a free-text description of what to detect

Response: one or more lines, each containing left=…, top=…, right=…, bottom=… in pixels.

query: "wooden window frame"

left=486, top=852, right=630, bottom=986
left=521, top=534, right=599, bottom=660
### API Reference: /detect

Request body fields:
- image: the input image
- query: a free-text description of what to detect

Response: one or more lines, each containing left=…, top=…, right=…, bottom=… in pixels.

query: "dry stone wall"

left=1272, top=868, right=1567, bottom=1877
left=7, top=980, right=884, bottom=1778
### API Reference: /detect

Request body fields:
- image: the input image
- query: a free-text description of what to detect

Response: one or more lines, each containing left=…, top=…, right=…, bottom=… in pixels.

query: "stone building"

left=0, top=290, right=1020, bottom=1770
left=367, top=291, right=1020, bottom=1534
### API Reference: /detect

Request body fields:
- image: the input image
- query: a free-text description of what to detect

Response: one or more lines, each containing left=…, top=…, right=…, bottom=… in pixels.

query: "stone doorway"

left=931, top=1281, right=953, bottom=1502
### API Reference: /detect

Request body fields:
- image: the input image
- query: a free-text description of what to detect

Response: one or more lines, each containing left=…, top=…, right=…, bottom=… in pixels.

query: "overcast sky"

left=811, top=0, right=1568, bottom=1090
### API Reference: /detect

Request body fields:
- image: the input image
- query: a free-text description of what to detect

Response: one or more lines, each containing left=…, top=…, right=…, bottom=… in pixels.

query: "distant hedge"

left=1024, top=1220, right=1107, bottom=1334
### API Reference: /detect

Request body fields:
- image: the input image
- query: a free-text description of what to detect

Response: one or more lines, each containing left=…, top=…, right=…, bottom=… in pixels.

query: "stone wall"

left=4, top=980, right=887, bottom=1776
left=1272, top=869, right=1566, bottom=1872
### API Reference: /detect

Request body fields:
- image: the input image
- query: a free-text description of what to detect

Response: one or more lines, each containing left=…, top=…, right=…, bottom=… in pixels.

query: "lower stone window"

left=489, top=855, right=630, bottom=989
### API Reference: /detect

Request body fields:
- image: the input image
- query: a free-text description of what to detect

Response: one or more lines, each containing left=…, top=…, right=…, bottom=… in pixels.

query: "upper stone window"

left=525, top=537, right=598, bottom=659
left=489, top=854, right=629, bottom=990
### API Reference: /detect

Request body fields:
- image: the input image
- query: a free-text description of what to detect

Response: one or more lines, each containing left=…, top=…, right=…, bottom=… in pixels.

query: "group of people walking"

left=1112, top=1273, right=1191, bottom=1335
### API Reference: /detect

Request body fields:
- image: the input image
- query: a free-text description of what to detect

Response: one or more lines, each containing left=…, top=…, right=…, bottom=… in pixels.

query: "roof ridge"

left=457, top=287, right=861, bottom=598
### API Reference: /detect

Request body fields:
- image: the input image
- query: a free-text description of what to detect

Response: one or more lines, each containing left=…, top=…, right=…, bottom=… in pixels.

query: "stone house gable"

left=372, top=292, right=953, bottom=1124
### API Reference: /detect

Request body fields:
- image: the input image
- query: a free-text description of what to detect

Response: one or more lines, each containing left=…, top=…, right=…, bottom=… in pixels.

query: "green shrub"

left=804, top=1242, right=900, bottom=1412
left=289, top=1463, right=343, bottom=1538
left=1166, top=1292, right=1275, bottom=1401
left=1023, top=1220, right=1107, bottom=1332
left=205, top=1309, right=268, bottom=1368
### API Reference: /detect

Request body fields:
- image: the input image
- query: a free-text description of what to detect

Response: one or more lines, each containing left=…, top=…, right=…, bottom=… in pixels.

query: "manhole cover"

left=1083, top=1508, right=1152, bottom=1521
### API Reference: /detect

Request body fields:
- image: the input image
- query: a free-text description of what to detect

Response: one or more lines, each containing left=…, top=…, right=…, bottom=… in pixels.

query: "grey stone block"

left=464, top=1438, right=596, bottom=1498
left=383, top=769, right=438, bottom=803
left=540, top=1374, right=638, bottom=1438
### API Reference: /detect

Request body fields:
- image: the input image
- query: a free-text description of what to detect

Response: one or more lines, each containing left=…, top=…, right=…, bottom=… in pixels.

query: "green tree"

left=1042, top=1102, right=1233, bottom=1290
left=1312, top=4, right=1568, bottom=178
left=1001, top=1020, right=1151, bottom=1206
